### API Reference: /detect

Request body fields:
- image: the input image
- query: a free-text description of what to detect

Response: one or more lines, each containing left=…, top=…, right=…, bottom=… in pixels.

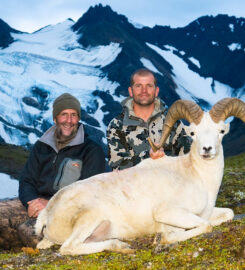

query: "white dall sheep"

left=35, top=98, right=245, bottom=255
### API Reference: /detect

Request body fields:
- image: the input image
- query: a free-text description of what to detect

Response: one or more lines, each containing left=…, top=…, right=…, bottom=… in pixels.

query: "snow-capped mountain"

left=0, top=4, right=244, bottom=157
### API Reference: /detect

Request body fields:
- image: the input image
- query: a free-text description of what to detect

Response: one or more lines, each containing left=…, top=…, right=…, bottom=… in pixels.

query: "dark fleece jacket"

left=19, top=124, right=106, bottom=207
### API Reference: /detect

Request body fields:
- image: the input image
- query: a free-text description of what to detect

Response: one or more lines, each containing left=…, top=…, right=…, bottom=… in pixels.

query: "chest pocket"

left=53, top=158, right=83, bottom=191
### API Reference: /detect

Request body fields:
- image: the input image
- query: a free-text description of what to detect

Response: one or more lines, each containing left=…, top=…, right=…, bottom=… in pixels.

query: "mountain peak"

left=0, top=19, right=18, bottom=32
left=0, top=19, right=20, bottom=48
left=73, top=4, right=129, bottom=27
left=72, top=4, right=136, bottom=47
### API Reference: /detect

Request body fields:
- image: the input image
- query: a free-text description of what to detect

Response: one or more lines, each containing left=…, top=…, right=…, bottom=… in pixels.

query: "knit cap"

left=53, top=93, right=81, bottom=119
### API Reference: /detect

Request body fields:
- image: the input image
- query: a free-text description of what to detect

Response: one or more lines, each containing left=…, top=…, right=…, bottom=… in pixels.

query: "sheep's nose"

left=203, top=146, right=212, bottom=153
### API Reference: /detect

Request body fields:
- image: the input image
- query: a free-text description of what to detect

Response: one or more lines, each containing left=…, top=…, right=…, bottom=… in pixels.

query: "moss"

left=216, top=153, right=245, bottom=214
left=0, top=253, right=18, bottom=260
left=1, top=219, right=244, bottom=269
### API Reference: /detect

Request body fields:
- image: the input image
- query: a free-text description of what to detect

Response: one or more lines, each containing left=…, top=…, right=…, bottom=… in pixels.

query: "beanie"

left=53, top=93, right=81, bottom=119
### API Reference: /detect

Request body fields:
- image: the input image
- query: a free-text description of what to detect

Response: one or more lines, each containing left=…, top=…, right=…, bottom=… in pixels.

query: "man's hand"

left=27, top=198, right=49, bottom=218
left=150, top=147, right=165, bottom=159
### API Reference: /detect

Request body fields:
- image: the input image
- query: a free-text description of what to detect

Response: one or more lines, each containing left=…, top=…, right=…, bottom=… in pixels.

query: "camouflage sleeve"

left=164, top=120, right=192, bottom=156
left=106, top=118, right=142, bottom=170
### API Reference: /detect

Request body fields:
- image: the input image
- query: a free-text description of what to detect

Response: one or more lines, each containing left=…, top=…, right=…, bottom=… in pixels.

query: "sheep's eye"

left=190, top=132, right=195, bottom=136
left=220, top=130, right=225, bottom=134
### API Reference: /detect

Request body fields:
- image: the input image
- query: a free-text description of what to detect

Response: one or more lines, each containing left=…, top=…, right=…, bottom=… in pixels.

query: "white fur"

left=35, top=112, right=234, bottom=255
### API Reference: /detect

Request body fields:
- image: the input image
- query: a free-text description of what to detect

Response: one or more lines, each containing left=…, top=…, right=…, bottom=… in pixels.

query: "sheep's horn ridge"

left=209, top=98, right=245, bottom=123
left=148, top=100, right=204, bottom=152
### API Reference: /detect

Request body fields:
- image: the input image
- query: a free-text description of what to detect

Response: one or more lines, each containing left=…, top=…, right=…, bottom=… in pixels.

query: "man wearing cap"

left=0, top=93, right=106, bottom=249
left=19, top=92, right=106, bottom=216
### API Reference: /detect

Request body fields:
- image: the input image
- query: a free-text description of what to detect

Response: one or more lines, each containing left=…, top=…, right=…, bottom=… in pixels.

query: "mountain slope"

left=139, top=15, right=245, bottom=89
left=72, top=4, right=181, bottom=117
left=0, top=19, right=20, bottom=48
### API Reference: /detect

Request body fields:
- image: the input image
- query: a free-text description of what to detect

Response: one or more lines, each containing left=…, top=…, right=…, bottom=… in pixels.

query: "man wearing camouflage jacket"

left=107, top=69, right=191, bottom=170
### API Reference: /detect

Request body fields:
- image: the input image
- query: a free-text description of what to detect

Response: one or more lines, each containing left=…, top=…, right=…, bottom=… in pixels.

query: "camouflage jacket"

left=106, top=97, right=191, bottom=170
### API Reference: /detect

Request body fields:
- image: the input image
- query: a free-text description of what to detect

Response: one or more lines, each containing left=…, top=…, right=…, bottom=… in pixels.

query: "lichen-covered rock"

left=0, top=198, right=38, bottom=249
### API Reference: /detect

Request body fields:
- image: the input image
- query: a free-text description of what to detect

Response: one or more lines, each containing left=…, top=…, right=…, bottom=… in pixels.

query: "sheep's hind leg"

left=59, top=214, right=134, bottom=255
left=209, top=207, right=234, bottom=226
left=61, top=239, right=134, bottom=255
left=59, top=212, right=106, bottom=255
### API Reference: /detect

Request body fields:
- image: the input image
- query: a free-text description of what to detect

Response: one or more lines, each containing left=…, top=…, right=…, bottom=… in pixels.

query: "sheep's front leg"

left=37, top=237, right=55, bottom=249
left=153, top=205, right=212, bottom=244
left=209, top=207, right=234, bottom=226
left=153, top=223, right=185, bottom=245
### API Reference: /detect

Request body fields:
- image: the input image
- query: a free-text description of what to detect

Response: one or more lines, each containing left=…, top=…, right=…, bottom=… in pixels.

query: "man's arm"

left=80, top=142, right=106, bottom=180
left=18, top=142, right=50, bottom=217
left=149, top=147, right=165, bottom=159
left=27, top=198, right=49, bottom=218
left=106, top=118, right=143, bottom=170
left=18, top=143, right=41, bottom=208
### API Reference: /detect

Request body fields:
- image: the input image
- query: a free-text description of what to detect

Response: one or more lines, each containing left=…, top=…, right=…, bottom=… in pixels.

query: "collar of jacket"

left=121, top=97, right=167, bottom=126
left=39, top=123, right=85, bottom=152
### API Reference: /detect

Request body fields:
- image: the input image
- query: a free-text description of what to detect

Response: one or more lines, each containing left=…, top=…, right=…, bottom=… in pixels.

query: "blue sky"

left=0, top=0, right=244, bottom=32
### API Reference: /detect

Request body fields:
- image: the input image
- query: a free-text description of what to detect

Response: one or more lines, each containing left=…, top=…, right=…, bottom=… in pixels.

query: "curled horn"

left=148, top=100, right=204, bottom=152
left=209, top=97, right=245, bottom=123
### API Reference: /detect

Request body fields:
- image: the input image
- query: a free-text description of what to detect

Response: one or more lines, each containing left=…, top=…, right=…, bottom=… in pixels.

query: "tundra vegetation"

left=0, top=152, right=244, bottom=269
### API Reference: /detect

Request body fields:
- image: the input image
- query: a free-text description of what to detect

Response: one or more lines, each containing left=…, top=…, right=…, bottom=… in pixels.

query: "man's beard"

left=55, top=124, right=78, bottom=138
left=54, top=124, right=78, bottom=150
left=132, top=95, right=155, bottom=106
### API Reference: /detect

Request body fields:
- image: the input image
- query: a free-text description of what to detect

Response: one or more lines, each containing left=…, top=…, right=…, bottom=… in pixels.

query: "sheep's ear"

left=219, top=122, right=230, bottom=138
left=223, top=123, right=230, bottom=135
left=183, top=125, right=189, bottom=134
left=183, top=123, right=191, bottom=133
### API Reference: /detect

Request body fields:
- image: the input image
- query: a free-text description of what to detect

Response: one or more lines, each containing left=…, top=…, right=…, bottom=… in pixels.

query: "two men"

left=1, top=69, right=189, bottom=249
left=0, top=93, right=106, bottom=249
left=107, top=69, right=191, bottom=170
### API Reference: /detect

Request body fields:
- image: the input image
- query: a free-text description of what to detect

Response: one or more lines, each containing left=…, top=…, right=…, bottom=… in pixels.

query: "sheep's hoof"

left=111, top=240, right=135, bottom=254
left=206, top=224, right=213, bottom=233
left=36, top=238, right=54, bottom=249
left=120, top=247, right=135, bottom=254
left=153, top=233, right=162, bottom=245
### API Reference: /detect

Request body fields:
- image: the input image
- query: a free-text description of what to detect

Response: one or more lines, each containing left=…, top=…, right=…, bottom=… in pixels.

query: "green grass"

left=0, top=143, right=29, bottom=178
left=0, top=143, right=29, bottom=164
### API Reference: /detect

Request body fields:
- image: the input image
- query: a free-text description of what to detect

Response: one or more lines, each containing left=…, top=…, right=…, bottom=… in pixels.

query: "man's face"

left=54, top=109, right=79, bottom=138
left=128, top=74, right=159, bottom=106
